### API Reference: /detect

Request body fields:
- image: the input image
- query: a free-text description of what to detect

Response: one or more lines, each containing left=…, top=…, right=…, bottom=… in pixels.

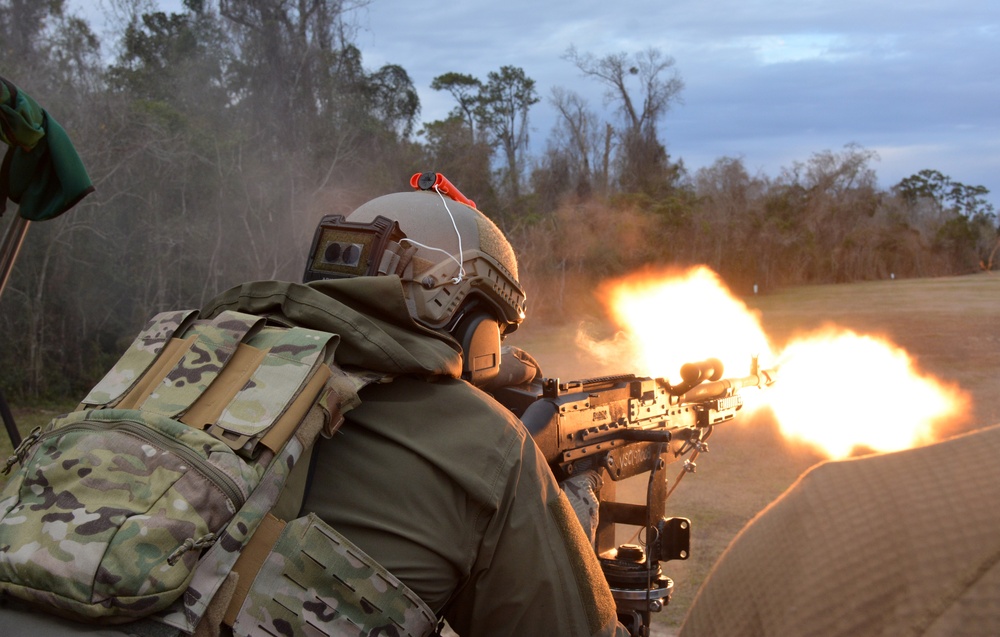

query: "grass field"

left=509, top=271, right=1000, bottom=631
left=1, top=272, right=998, bottom=632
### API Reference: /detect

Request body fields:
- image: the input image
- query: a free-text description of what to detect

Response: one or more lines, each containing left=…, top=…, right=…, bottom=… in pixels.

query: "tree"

left=430, top=72, right=483, bottom=142
left=0, top=0, right=65, bottom=75
left=548, top=86, right=607, bottom=196
left=219, top=0, right=372, bottom=148
left=894, top=169, right=998, bottom=271
left=896, top=169, right=996, bottom=219
left=692, top=156, right=766, bottom=285
left=0, top=0, right=114, bottom=399
left=108, top=2, right=230, bottom=110
left=367, top=63, right=420, bottom=139
left=45, top=14, right=102, bottom=94
left=426, top=66, right=539, bottom=212
left=565, top=46, right=684, bottom=194
left=418, top=115, right=497, bottom=214
left=770, top=145, right=882, bottom=282
left=478, top=65, right=540, bottom=203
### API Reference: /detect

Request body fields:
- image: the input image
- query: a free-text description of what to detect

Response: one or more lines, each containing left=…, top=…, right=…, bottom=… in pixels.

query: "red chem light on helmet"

left=410, top=172, right=477, bottom=210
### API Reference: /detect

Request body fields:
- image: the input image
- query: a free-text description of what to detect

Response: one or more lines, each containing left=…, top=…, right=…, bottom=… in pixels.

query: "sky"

left=81, top=0, right=1000, bottom=209
left=353, top=0, right=999, bottom=208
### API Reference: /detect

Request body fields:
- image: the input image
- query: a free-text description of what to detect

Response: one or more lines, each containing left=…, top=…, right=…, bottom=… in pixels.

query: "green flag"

left=0, top=78, right=96, bottom=446
left=0, top=76, right=94, bottom=221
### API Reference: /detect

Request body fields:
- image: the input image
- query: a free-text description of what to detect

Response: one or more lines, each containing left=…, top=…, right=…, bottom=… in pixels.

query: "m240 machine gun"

left=490, top=354, right=776, bottom=636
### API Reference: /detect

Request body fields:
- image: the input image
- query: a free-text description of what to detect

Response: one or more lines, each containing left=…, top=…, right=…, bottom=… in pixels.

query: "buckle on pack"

left=206, top=425, right=253, bottom=453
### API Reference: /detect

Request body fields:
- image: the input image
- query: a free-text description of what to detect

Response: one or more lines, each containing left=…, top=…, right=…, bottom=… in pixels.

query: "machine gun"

left=490, top=353, right=776, bottom=636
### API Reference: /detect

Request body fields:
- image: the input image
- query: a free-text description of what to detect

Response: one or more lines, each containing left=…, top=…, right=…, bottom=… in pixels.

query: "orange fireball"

left=768, top=328, right=968, bottom=457
left=589, top=266, right=969, bottom=459
left=586, top=266, right=774, bottom=381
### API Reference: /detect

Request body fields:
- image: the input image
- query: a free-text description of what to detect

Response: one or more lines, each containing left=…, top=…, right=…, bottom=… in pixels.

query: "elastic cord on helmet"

left=399, top=185, right=467, bottom=285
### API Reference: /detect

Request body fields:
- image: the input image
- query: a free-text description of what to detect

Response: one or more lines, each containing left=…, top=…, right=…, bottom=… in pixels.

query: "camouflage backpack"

left=0, top=308, right=436, bottom=636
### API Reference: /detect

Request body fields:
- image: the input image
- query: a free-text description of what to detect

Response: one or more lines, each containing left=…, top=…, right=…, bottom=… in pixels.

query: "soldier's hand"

left=560, top=470, right=603, bottom=544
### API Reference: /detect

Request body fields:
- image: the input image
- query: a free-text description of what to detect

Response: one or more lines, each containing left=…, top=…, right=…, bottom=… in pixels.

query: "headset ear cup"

left=453, top=311, right=501, bottom=387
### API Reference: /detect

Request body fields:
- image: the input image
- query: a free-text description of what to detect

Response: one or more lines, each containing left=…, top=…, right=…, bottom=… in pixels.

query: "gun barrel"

left=680, top=367, right=777, bottom=403
left=671, top=358, right=723, bottom=395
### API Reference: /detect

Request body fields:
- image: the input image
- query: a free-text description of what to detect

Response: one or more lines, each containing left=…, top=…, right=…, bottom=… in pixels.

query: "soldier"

left=0, top=178, right=627, bottom=636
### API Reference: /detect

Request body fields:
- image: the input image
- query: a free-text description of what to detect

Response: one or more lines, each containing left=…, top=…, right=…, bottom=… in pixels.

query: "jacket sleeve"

left=442, top=421, right=629, bottom=637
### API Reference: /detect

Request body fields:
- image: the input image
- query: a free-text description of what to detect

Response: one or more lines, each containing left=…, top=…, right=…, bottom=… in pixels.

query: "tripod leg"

left=0, top=388, right=20, bottom=447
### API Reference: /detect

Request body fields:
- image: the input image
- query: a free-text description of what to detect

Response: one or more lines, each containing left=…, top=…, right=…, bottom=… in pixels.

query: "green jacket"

left=206, top=278, right=623, bottom=636
left=0, top=277, right=624, bottom=636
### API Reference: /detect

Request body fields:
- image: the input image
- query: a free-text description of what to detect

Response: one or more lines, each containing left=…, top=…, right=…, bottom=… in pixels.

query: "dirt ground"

left=508, top=271, right=1000, bottom=631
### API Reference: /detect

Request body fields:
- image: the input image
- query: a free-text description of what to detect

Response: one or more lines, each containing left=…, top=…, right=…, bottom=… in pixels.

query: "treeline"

left=0, top=0, right=996, bottom=401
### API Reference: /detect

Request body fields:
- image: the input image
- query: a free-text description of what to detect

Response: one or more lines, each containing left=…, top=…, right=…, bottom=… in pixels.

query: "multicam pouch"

left=230, top=514, right=437, bottom=637
left=0, top=408, right=259, bottom=621
left=0, top=308, right=359, bottom=631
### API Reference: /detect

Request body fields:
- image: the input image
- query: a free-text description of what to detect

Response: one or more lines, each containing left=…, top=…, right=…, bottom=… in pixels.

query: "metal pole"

left=0, top=214, right=30, bottom=302
left=0, top=214, right=29, bottom=447
left=0, top=390, right=18, bottom=448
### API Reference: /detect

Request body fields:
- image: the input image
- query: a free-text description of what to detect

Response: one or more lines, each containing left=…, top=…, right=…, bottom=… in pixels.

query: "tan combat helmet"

left=303, top=173, right=527, bottom=384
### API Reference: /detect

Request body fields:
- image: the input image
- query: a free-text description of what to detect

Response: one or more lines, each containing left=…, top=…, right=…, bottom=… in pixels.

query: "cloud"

left=73, top=0, right=1000, bottom=206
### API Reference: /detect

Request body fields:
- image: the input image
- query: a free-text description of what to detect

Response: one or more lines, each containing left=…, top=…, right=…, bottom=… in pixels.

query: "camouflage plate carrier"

left=0, top=309, right=437, bottom=637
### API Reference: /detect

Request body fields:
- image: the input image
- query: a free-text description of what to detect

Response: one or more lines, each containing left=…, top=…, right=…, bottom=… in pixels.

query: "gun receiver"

left=497, top=359, right=775, bottom=479
left=491, top=357, right=776, bottom=636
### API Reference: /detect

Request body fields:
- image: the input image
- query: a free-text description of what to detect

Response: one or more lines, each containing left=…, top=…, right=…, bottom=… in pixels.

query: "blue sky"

left=355, top=0, right=999, bottom=208
left=81, top=0, right=1000, bottom=208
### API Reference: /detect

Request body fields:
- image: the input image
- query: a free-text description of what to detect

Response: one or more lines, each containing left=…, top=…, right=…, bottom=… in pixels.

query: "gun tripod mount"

left=600, top=542, right=675, bottom=636
left=596, top=441, right=692, bottom=637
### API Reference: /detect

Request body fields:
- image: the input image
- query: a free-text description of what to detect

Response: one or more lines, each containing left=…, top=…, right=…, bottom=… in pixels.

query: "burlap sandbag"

left=680, top=422, right=1000, bottom=637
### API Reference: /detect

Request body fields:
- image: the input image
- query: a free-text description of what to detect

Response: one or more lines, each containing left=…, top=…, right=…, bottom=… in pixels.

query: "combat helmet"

left=303, top=172, right=527, bottom=385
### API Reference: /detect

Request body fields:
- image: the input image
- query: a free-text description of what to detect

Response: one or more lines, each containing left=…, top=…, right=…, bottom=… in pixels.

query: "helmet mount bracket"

left=303, top=214, right=408, bottom=283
